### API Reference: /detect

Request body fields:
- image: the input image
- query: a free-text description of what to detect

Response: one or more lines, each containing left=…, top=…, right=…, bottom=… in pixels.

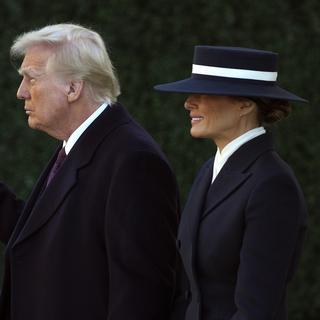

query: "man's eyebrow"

left=18, top=67, right=43, bottom=77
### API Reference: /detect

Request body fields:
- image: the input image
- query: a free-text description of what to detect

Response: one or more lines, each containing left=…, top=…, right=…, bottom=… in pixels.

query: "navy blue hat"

left=154, top=46, right=308, bottom=103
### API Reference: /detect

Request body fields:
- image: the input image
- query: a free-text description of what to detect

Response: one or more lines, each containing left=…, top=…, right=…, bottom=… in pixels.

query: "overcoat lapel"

left=13, top=157, right=78, bottom=247
left=202, top=133, right=275, bottom=221
left=201, top=172, right=251, bottom=220
left=11, top=104, right=131, bottom=248
left=6, top=150, right=59, bottom=250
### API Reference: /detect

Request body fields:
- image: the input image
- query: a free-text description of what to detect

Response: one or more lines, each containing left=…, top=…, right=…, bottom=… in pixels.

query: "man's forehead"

left=19, top=49, right=52, bottom=75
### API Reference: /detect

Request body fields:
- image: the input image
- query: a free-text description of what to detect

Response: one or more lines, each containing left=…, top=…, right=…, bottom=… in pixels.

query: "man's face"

left=17, top=44, right=70, bottom=138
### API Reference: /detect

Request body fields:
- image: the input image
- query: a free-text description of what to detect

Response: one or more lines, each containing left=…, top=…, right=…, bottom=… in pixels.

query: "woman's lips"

left=191, top=116, right=204, bottom=124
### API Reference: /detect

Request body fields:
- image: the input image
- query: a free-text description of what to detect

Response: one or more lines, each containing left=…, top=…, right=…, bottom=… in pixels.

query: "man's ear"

left=67, top=80, right=84, bottom=103
left=239, top=98, right=257, bottom=116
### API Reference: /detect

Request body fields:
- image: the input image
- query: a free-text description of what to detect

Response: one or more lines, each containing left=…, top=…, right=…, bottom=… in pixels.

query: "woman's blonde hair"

left=11, top=23, right=121, bottom=103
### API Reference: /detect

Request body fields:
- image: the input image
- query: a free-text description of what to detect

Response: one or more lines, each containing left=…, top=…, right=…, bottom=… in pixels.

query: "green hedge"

left=0, top=1, right=319, bottom=318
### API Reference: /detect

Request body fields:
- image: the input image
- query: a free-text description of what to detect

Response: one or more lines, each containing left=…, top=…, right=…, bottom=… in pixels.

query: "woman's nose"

left=184, top=95, right=199, bottom=110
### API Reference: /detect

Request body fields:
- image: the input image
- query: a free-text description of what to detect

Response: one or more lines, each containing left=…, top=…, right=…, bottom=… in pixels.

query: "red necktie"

left=46, top=147, right=67, bottom=187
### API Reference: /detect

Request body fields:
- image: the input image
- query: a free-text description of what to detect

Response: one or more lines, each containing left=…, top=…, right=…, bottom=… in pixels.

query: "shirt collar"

left=63, top=101, right=110, bottom=155
left=212, top=127, right=266, bottom=183
left=218, top=126, right=266, bottom=159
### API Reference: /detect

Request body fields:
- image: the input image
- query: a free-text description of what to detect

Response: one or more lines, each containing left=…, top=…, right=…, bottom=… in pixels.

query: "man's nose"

left=17, top=79, right=30, bottom=100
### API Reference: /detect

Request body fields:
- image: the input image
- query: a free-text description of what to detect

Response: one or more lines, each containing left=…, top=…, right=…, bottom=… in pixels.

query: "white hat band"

left=192, top=64, right=278, bottom=82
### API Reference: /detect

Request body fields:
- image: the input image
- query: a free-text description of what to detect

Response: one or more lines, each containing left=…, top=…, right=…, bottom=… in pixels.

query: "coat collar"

left=202, top=132, right=274, bottom=219
left=217, top=131, right=274, bottom=173
left=11, top=103, right=131, bottom=248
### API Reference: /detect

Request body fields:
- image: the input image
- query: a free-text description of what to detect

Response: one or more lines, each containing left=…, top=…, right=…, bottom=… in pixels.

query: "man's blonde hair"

left=11, top=23, right=121, bottom=103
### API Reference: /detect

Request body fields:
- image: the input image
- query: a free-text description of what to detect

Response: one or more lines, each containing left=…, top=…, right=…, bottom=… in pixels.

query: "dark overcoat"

left=0, top=103, right=179, bottom=320
left=173, top=133, right=307, bottom=320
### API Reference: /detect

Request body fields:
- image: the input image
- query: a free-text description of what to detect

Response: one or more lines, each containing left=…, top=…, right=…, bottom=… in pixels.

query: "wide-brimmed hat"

left=154, top=46, right=307, bottom=103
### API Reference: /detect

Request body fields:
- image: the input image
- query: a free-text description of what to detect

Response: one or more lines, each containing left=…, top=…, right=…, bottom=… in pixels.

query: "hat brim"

left=154, top=77, right=308, bottom=103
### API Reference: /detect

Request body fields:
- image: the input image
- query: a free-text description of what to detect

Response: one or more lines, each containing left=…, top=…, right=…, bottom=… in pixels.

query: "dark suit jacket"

left=173, top=133, right=307, bottom=320
left=0, top=103, right=179, bottom=320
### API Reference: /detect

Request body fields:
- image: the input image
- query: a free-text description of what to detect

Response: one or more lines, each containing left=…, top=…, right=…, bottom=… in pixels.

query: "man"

left=0, top=24, right=179, bottom=320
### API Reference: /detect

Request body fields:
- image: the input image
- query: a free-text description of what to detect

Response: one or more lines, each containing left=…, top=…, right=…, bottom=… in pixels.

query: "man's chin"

left=27, top=118, right=39, bottom=130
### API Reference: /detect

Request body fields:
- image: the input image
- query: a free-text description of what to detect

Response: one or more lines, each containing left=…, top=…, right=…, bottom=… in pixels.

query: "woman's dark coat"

left=174, top=133, right=307, bottom=320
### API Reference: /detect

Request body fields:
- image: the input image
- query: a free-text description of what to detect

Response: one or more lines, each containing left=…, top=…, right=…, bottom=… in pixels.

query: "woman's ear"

left=239, top=98, right=257, bottom=116
left=67, top=80, right=84, bottom=103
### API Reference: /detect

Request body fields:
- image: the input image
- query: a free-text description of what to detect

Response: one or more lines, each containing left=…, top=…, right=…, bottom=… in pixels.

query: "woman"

left=154, top=46, right=308, bottom=320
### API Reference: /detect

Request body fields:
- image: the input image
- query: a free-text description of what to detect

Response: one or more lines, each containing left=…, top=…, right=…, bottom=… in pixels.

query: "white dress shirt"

left=63, top=101, right=110, bottom=155
left=211, top=127, right=266, bottom=183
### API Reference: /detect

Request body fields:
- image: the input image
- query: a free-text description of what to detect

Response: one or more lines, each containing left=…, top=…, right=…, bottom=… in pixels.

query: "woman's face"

left=184, top=94, right=250, bottom=148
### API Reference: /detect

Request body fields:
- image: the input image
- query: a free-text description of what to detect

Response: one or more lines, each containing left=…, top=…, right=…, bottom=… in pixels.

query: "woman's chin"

left=190, top=127, right=204, bottom=139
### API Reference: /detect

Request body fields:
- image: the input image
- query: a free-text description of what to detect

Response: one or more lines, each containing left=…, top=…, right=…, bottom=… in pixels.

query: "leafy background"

left=0, top=1, right=319, bottom=319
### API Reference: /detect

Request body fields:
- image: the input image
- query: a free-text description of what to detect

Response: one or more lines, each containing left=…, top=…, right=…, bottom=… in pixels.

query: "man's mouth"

left=24, top=107, right=32, bottom=115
